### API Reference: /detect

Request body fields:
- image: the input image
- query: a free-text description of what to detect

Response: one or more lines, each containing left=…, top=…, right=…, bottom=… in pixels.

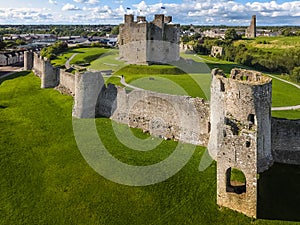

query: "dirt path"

left=65, top=53, right=78, bottom=69
left=0, top=66, right=23, bottom=79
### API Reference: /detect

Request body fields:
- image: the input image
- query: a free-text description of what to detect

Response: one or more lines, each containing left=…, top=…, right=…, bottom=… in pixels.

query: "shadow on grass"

left=173, top=58, right=211, bottom=74
left=258, top=163, right=300, bottom=221
left=204, top=63, right=240, bottom=74
left=0, top=71, right=31, bottom=85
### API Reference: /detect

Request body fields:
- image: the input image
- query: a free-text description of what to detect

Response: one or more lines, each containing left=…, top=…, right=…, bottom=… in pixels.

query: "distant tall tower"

left=245, top=15, right=256, bottom=38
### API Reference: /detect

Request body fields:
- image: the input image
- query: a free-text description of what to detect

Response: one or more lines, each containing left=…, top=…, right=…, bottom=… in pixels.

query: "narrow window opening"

left=226, top=168, right=246, bottom=194
left=208, top=122, right=211, bottom=133
left=246, top=141, right=251, bottom=148
left=220, top=80, right=225, bottom=92
left=248, top=114, right=255, bottom=129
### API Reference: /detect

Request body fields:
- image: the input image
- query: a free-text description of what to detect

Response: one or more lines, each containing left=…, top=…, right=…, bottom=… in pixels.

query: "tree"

left=111, top=25, right=120, bottom=35
left=16, top=39, right=26, bottom=45
left=282, top=28, right=292, bottom=36
left=225, top=28, right=240, bottom=41
left=291, top=67, right=300, bottom=83
left=0, top=40, right=6, bottom=50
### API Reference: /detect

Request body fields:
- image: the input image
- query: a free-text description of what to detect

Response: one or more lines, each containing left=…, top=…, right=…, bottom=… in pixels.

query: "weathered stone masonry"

left=209, top=68, right=273, bottom=218
left=118, top=14, right=180, bottom=65
left=25, top=52, right=300, bottom=219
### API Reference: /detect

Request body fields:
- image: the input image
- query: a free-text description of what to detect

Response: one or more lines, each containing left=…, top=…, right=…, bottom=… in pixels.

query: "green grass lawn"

left=70, top=47, right=109, bottom=65
left=2, top=71, right=300, bottom=224
left=51, top=47, right=110, bottom=67
left=235, top=36, right=300, bottom=53
left=51, top=49, right=82, bottom=67
left=272, top=110, right=300, bottom=120
left=89, top=49, right=125, bottom=71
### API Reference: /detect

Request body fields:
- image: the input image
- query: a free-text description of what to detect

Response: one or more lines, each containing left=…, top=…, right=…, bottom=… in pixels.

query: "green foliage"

left=0, top=40, right=5, bottom=50
left=282, top=28, right=293, bottom=36
left=40, top=41, right=68, bottom=60
left=224, top=28, right=240, bottom=41
left=15, top=39, right=26, bottom=45
left=4, top=40, right=17, bottom=48
left=111, top=25, right=119, bottom=35
left=291, top=66, right=300, bottom=83
left=181, top=35, right=191, bottom=44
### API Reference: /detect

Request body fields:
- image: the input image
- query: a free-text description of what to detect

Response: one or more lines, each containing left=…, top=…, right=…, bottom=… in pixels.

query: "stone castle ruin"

left=24, top=48, right=300, bottom=218
left=118, top=14, right=180, bottom=65
left=245, top=15, right=256, bottom=38
left=211, top=46, right=223, bottom=58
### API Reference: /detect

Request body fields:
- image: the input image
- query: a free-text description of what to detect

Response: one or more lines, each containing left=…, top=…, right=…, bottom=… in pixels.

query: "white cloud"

left=62, top=3, right=81, bottom=11
left=0, top=8, right=53, bottom=24
left=1, top=0, right=300, bottom=25
left=48, top=0, right=57, bottom=5
left=74, top=0, right=99, bottom=4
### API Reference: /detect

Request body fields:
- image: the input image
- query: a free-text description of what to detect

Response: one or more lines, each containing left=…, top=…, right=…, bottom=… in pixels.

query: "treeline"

left=0, top=25, right=116, bottom=37
left=193, top=38, right=300, bottom=83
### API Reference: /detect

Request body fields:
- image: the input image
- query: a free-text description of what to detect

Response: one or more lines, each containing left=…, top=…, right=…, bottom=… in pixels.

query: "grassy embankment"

left=51, top=47, right=109, bottom=67
left=235, top=36, right=300, bottom=54
left=2, top=71, right=300, bottom=224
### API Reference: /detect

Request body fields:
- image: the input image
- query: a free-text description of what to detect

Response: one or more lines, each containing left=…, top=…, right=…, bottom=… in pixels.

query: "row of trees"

left=0, top=25, right=115, bottom=37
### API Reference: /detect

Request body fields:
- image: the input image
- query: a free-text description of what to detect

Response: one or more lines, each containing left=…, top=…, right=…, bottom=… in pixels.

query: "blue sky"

left=0, top=0, right=299, bottom=25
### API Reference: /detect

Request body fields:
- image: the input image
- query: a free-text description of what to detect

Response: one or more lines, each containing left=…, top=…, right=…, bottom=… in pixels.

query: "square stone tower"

left=208, top=68, right=273, bottom=218
left=118, top=14, right=180, bottom=65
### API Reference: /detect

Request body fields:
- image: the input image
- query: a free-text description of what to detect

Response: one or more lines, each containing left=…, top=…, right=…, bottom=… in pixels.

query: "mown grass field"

left=51, top=47, right=109, bottom=67
left=235, top=36, right=300, bottom=53
left=2, top=71, right=300, bottom=224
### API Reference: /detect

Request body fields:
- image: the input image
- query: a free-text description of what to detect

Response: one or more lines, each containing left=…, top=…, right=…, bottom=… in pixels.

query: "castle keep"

left=118, top=14, right=180, bottom=65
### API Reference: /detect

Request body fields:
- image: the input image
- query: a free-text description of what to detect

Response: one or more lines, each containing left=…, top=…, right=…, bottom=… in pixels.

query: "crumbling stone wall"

left=209, top=68, right=273, bottom=218
left=41, top=59, right=59, bottom=88
left=109, top=88, right=210, bottom=145
left=72, top=72, right=104, bottom=118
left=24, top=51, right=33, bottom=70
left=271, top=118, right=300, bottom=164
left=58, top=70, right=76, bottom=96
left=118, top=14, right=180, bottom=65
left=211, top=46, right=223, bottom=58
left=30, top=52, right=59, bottom=88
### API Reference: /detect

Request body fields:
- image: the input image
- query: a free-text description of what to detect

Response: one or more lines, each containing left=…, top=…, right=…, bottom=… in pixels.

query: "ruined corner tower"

left=245, top=15, right=256, bottom=38
left=118, top=14, right=180, bottom=65
left=208, top=68, right=273, bottom=218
